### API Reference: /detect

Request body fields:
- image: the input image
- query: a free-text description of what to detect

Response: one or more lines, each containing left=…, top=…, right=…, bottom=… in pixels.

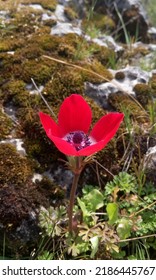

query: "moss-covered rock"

left=18, top=108, right=62, bottom=169
left=21, top=0, right=57, bottom=11
left=32, top=33, right=60, bottom=52
left=133, top=83, right=151, bottom=108
left=64, top=6, right=79, bottom=21
left=149, top=73, right=156, bottom=97
left=0, top=53, right=21, bottom=85
left=0, top=108, right=13, bottom=140
left=0, top=143, right=32, bottom=186
left=36, top=176, right=65, bottom=201
left=108, top=91, right=149, bottom=124
left=80, top=59, right=113, bottom=83
left=1, top=80, right=29, bottom=107
left=82, top=12, right=115, bottom=34
left=15, top=43, right=44, bottom=60
left=19, top=58, right=55, bottom=84
left=115, top=71, right=125, bottom=80
left=91, top=43, right=116, bottom=67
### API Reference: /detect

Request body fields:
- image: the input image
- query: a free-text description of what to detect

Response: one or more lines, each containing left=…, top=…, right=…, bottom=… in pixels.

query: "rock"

left=51, top=22, right=82, bottom=35
left=85, top=81, right=116, bottom=110
left=93, top=0, right=149, bottom=42
left=144, top=146, right=156, bottom=170
left=85, top=66, right=150, bottom=110
left=144, top=144, right=156, bottom=185
left=91, top=35, right=124, bottom=54
left=148, top=27, right=156, bottom=42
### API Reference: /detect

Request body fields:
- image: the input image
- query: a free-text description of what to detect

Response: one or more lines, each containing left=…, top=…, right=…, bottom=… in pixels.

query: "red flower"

left=39, top=94, right=124, bottom=156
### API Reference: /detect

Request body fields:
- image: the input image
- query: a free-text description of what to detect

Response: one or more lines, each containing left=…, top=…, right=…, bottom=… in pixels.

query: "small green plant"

left=105, top=171, right=137, bottom=195
left=85, top=25, right=101, bottom=39
left=114, top=2, right=139, bottom=48
left=37, top=171, right=156, bottom=260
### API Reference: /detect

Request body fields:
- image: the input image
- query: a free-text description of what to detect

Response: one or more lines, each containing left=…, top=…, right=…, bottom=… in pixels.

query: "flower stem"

left=68, top=157, right=81, bottom=233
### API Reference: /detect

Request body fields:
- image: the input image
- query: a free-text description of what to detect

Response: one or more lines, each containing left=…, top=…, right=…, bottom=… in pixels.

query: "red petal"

left=39, top=112, right=79, bottom=155
left=90, top=113, right=124, bottom=141
left=58, top=94, right=92, bottom=135
left=76, top=140, right=110, bottom=156
left=39, top=112, right=60, bottom=137
left=47, top=135, right=79, bottom=156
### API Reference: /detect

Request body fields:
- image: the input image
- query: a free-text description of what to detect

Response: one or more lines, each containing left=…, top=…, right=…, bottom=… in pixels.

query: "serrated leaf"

left=68, top=243, right=80, bottom=257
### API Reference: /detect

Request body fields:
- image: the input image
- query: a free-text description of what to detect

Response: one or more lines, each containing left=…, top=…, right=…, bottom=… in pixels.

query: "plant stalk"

left=68, top=157, right=81, bottom=233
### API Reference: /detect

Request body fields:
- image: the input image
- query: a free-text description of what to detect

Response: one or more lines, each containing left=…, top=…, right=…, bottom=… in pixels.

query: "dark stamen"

left=72, top=132, right=83, bottom=144
left=65, top=131, right=93, bottom=151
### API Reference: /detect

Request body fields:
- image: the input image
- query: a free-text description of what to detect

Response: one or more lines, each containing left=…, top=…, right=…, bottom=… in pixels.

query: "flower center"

left=64, top=131, right=94, bottom=151
left=72, top=132, right=83, bottom=144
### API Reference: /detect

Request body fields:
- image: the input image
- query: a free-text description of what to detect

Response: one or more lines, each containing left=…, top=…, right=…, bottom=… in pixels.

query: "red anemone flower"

left=39, top=94, right=124, bottom=156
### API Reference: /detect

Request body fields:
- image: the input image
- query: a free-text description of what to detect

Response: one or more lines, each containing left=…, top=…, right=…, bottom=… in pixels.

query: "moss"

left=18, top=109, right=62, bottom=169
left=130, top=46, right=149, bottom=57
left=37, top=176, right=65, bottom=201
left=115, top=71, right=125, bottom=80
left=15, top=43, right=44, bottom=59
left=0, top=53, right=15, bottom=85
left=80, top=59, right=113, bottom=83
left=0, top=184, right=33, bottom=227
left=42, top=18, right=57, bottom=27
left=0, top=108, right=13, bottom=140
left=0, top=36, right=24, bottom=52
left=149, top=73, right=156, bottom=97
left=22, top=0, right=57, bottom=11
left=108, top=91, right=149, bottom=124
left=42, top=60, right=113, bottom=107
left=64, top=6, right=78, bottom=21
left=19, top=58, right=55, bottom=84
left=32, top=33, right=60, bottom=52
left=58, top=43, right=76, bottom=58
left=1, top=80, right=30, bottom=107
left=42, top=65, right=84, bottom=106
left=82, top=13, right=115, bottom=34
left=91, top=43, right=116, bottom=67
left=11, top=11, right=40, bottom=35
left=0, top=143, right=32, bottom=186
left=83, top=95, right=106, bottom=126
left=0, top=178, right=53, bottom=228
left=123, top=46, right=150, bottom=65
left=133, top=83, right=151, bottom=108
left=44, top=33, right=115, bottom=65
left=31, top=31, right=115, bottom=67
left=0, top=39, right=12, bottom=52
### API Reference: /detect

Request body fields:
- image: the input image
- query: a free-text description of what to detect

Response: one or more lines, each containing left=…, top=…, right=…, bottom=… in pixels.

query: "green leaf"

left=117, top=218, right=132, bottom=239
left=77, top=197, right=90, bottom=217
left=77, top=188, right=104, bottom=215
left=90, top=236, right=99, bottom=258
left=106, top=202, right=118, bottom=225
left=86, top=189, right=104, bottom=211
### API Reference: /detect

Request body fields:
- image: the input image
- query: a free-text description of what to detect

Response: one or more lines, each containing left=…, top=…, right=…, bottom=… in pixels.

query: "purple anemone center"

left=72, top=132, right=83, bottom=144
left=65, top=131, right=93, bottom=151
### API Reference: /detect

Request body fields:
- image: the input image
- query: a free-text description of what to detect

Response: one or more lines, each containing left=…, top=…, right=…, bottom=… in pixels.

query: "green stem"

left=68, top=157, right=81, bottom=233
